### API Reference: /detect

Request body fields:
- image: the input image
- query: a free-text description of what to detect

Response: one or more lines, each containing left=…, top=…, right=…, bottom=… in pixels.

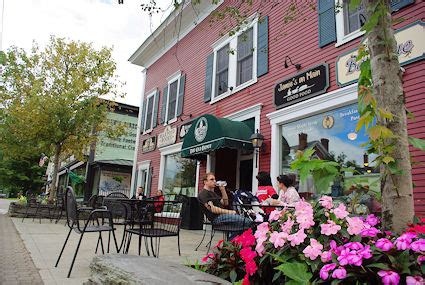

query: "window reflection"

left=163, top=153, right=197, bottom=197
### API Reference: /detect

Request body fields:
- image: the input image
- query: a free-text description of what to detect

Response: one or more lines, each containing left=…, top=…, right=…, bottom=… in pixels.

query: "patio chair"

left=106, top=192, right=129, bottom=199
left=124, top=200, right=183, bottom=257
left=54, top=186, right=119, bottom=278
left=194, top=213, right=212, bottom=251
left=21, top=191, right=48, bottom=223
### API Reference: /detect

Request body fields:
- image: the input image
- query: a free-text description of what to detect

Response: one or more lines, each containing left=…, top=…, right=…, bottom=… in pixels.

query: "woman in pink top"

left=277, top=174, right=300, bottom=207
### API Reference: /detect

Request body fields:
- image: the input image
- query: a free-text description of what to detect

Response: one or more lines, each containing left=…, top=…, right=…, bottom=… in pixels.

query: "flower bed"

left=200, top=196, right=424, bottom=284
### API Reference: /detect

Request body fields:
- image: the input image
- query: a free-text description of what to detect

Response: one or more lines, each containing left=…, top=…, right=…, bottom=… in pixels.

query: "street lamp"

left=250, top=129, right=264, bottom=168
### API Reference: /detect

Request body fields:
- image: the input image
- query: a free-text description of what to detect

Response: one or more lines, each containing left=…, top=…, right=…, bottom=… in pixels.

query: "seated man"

left=198, top=172, right=251, bottom=239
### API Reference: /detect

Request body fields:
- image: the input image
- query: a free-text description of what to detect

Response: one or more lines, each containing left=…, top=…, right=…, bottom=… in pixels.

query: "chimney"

left=298, top=133, right=308, bottom=151
left=320, top=138, right=329, bottom=152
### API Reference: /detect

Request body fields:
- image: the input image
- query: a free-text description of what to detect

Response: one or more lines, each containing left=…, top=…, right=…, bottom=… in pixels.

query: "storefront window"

left=280, top=103, right=379, bottom=194
left=163, top=153, right=197, bottom=197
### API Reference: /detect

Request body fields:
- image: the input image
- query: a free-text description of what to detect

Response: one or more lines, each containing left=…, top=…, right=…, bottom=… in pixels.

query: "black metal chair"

left=124, top=200, right=183, bottom=257
left=194, top=213, right=212, bottom=251
left=54, top=186, right=119, bottom=278
left=106, top=192, right=129, bottom=199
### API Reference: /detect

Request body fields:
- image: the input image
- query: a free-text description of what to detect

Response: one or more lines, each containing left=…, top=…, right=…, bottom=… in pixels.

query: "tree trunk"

left=364, top=0, right=414, bottom=232
left=49, top=144, right=62, bottom=200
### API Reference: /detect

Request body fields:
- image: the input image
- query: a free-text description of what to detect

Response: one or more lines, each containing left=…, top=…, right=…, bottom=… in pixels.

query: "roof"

left=129, top=1, right=222, bottom=68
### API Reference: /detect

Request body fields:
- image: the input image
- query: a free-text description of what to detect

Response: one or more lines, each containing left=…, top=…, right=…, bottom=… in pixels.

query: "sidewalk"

left=0, top=199, right=43, bottom=285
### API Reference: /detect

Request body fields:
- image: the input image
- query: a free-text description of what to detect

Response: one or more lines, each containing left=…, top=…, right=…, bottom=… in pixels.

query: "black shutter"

left=140, top=99, right=147, bottom=133
left=176, top=74, right=186, bottom=117
left=152, top=89, right=160, bottom=128
left=257, top=16, right=269, bottom=77
left=390, top=0, right=414, bottom=12
left=204, top=53, right=214, bottom=103
left=160, top=85, right=168, bottom=125
left=318, top=0, right=337, bottom=48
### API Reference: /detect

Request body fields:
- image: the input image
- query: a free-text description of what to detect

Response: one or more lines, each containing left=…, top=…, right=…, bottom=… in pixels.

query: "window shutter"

left=140, top=99, right=147, bottom=133
left=390, top=0, right=414, bottom=12
left=318, top=0, right=337, bottom=48
left=257, top=16, right=269, bottom=77
left=160, top=85, right=168, bottom=124
left=152, top=89, right=160, bottom=128
left=176, top=74, right=186, bottom=117
left=204, top=53, right=214, bottom=103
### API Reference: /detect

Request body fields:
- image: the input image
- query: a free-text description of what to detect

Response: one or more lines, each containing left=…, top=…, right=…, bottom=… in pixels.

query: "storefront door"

left=214, top=148, right=237, bottom=191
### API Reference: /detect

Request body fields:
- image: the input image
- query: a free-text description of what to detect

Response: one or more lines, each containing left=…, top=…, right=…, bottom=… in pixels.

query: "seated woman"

left=277, top=174, right=300, bottom=207
left=255, top=171, right=277, bottom=203
left=153, top=190, right=165, bottom=213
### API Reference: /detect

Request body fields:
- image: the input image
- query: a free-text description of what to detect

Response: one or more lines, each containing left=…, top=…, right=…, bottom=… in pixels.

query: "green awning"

left=181, top=114, right=253, bottom=159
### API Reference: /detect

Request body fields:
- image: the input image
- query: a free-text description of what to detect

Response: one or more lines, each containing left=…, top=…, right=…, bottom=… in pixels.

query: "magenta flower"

left=269, top=231, right=288, bottom=248
left=245, top=260, right=257, bottom=276
left=337, top=248, right=362, bottom=266
left=319, top=196, right=333, bottom=209
left=395, top=235, right=412, bottom=250
left=268, top=209, right=282, bottom=222
left=287, top=229, right=307, bottom=247
left=332, top=203, right=349, bottom=219
left=321, top=220, right=341, bottom=236
left=234, top=229, right=256, bottom=248
left=346, top=216, right=366, bottom=235
left=319, top=263, right=337, bottom=280
left=332, top=267, right=347, bottom=279
left=330, top=240, right=343, bottom=255
left=321, top=250, right=332, bottom=263
left=240, top=247, right=257, bottom=263
left=358, top=245, right=372, bottom=259
left=360, top=227, right=381, bottom=237
left=303, top=238, right=323, bottom=260
left=376, top=238, right=394, bottom=251
left=406, top=276, right=424, bottom=285
left=365, top=214, right=380, bottom=226
left=201, top=253, right=214, bottom=262
left=378, top=270, right=400, bottom=285
left=418, top=255, right=425, bottom=265
left=344, top=242, right=364, bottom=250
left=410, top=239, right=425, bottom=252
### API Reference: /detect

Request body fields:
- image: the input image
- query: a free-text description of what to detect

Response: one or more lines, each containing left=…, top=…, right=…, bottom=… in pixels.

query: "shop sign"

left=141, top=136, right=156, bottom=153
left=274, top=64, right=329, bottom=109
left=336, top=21, right=425, bottom=87
left=157, top=126, right=177, bottom=148
left=179, top=121, right=193, bottom=139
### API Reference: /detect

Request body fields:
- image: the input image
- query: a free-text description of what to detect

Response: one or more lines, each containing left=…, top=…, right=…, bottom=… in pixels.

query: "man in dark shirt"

left=198, top=172, right=251, bottom=238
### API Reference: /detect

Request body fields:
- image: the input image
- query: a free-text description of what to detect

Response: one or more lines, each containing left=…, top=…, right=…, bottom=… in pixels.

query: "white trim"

left=142, top=90, right=157, bottom=134
left=130, top=69, right=147, bottom=196
left=267, top=84, right=358, bottom=190
left=210, top=16, right=258, bottom=104
left=195, top=160, right=201, bottom=196
left=138, top=160, right=151, bottom=169
left=335, top=0, right=365, bottom=47
left=164, top=73, right=181, bottom=125
left=137, top=160, right=151, bottom=196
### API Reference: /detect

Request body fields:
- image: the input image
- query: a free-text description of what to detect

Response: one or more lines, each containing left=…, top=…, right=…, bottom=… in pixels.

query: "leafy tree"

left=0, top=37, right=125, bottom=199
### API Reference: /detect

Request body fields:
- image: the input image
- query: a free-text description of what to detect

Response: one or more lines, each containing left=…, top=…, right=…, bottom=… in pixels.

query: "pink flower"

left=201, top=253, right=214, bottom=262
left=319, top=263, right=337, bottom=280
left=321, top=220, right=341, bottom=236
left=365, top=214, right=380, bottom=226
left=280, top=217, right=294, bottom=234
left=319, top=196, right=333, bottom=209
left=376, top=238, right=393, bottom=251
left=406, top=276, right=424, bottom=285
left=378, top=270, right=400, bottom=285
left=234, top=229, right=256, bottom=248
left=332, top=203, right=349, bottom=219
left=332, top=267, right=347, bottom=279
left=240, top=247, right=257, bottom=263
left=418, top=255, right=425, bottom=265
left=287, top=229, right=307, bottom=247
left=255, top=222, right=269, bottom=238
left=358, top=245, right=372, bottom=259
left=330, top=240, right=343, bottom=255
left=295, top=200, right=315, bottom=229
left=395, top=235, right=413, bottom=250
left=360, top=227, right=381, bottom=237
left=346, top=217, right=366, bottom=235
left=321, top=250, right=333, bottom=263
left=245, top=260, right=257, bottom=276
left=344, top=242, right=364, bottom=250
left=410, top=239, right=425, bottom=252
left=303, top=238, right=323, bottom=260
left=213, top=239, right=224, bottom=249
left=269, top=231, right=288, bottom=248
left=269, top=209, right=282, bottom=222
left=255, top=241, right=265, bottom=256
left=338, top=248, right=362, bottom=266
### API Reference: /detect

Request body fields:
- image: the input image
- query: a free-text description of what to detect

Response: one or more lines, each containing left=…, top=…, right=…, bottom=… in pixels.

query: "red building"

left=129, top=0, right=425, bottom=216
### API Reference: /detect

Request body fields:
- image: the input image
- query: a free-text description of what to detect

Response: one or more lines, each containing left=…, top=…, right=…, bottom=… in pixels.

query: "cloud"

left=2, top=0, right=171, bottom=106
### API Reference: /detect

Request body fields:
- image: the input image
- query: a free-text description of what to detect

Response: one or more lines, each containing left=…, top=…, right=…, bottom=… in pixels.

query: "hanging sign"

left=157, top=126, right=177, bottom=148
left=274, top=63, right=329, bottom=109
left=141, top=136, right=156, bottom=153
left=179, top=121, right=193, bottom=139
left=336, top=21, right=425, bottom=87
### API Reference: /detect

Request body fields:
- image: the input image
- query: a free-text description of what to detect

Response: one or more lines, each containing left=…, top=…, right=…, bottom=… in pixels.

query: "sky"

left=0, top=0, right=173, bottom=107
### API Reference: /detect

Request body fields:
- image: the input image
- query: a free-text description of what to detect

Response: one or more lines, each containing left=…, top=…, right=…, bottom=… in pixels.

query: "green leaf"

left=229, top=270, right=237, bottom=283
left=366, top=263, right=391, bottom=270
left=382, top=156, right=395, bottom=164
left=275, top=262, right=312, bottom=284
left=408, top=136, right=425, bottom=151
left=361, top=9, right=381, bottom=32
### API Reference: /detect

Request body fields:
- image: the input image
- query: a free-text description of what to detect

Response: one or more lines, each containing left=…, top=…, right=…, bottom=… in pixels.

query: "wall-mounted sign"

left=274, top=63, right=329, bottom=109
left=141, top=136, right=156, bottom=153
left=336, top=21, right=425, bottom=87
left=179, top=121, right=193, bottom=139
left=157, top=126, right=177, bottom=148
